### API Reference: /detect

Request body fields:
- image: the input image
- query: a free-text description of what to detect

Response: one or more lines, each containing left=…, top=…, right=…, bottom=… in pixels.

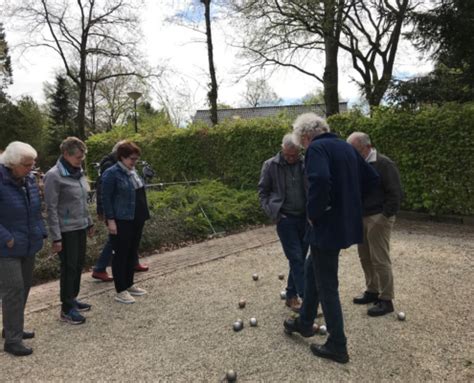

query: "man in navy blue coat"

left=284, top=113, right=379, bottom=364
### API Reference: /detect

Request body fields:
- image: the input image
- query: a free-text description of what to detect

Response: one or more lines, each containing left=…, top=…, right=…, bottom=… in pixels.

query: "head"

left=116, top=141, right=141, bottom=170
left=292, top=113, right=330, bottom=149
left=281, top=133, right=301, bottom=164
left=60, top=137, right=87, bottom=168
left=347, top=132, right=372, bottom=159
left=0, top=141, right=38, bottom=178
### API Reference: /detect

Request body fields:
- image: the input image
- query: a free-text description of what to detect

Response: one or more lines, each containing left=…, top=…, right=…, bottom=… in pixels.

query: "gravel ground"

left=1, top=219, right=473, bottom=382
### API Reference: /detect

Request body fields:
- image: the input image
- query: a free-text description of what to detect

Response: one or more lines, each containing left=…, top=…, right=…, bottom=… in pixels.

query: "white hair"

left=0, top=141, right=37, bottom=167
left=292, top=113, right=330, bottom=144
left=281, top=133, right=299, bottom=149
left=347, top=131, right=371, bottom=146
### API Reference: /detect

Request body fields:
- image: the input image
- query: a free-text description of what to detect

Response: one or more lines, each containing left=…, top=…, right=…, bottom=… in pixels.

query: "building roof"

left=192, top=103, right=348, bottom=125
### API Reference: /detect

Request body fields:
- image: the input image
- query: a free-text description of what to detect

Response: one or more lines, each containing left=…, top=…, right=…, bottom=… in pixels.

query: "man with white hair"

left=347, top=132, right=402, bottom=317
left=258, top=133, right=309, bottom=312
left=283, top=113, right=379, bottom=364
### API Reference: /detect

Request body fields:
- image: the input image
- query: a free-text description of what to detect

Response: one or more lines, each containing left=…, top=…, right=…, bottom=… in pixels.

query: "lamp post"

left=127, top=91, right=142, bottom=133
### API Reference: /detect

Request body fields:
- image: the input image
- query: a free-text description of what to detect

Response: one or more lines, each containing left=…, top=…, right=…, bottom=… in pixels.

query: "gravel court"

left=0, top=219, right=473, bottom=382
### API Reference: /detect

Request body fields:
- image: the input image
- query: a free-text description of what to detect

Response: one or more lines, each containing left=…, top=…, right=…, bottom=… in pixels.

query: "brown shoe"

left=285, top=296, right=302, bottom=312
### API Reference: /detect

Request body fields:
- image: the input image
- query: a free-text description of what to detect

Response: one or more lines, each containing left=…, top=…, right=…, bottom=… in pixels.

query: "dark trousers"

left=93, top=235, right=140, bottom=272
left=0, top=256, right=35, bottom=345
left=276, top=215, right=308, bottom=298
left=300, top=246, right=347, bottom=352
left=59, top=229, right=87, bottom=313
left=111, top=219, right=145, bottom=293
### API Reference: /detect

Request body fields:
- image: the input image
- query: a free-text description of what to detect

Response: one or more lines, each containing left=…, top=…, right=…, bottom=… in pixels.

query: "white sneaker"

left=127, top=285, right=147, bottom=296
left=115, top=290, right=135, bottom=304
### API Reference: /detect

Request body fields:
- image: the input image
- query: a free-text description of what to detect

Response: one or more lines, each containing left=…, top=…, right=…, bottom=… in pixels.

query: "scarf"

left=118, top=161, right=144, bottom=190
left=59, top=156, right=84, bottom=180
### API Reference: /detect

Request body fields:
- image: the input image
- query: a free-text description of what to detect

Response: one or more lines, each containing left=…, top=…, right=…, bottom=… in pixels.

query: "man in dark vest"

left=347, top=132, right=403, bottom=317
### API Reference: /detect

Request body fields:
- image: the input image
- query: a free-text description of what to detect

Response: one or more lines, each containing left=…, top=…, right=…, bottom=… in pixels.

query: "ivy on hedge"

left=86, top=104, right=474, bottom=216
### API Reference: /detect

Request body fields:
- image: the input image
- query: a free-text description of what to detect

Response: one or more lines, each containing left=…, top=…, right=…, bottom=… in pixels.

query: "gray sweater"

left=43, top=160, right=93, bottom=241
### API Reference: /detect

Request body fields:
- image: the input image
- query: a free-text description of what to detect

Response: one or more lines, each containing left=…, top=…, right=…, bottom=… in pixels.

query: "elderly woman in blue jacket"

left=101, top=141, right=150, bottom=304
left=0, top=142, right=47, bottom=357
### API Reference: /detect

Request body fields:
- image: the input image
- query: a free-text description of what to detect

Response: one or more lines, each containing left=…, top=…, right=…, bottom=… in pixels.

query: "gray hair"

left=347, top=131, right=371, bottom=147
left=112, top=139, right=128, bottom=153
left=281, top=133, right=299, bottom=150
left=0, top=141, right=37, bottom=167
left=292, top=113, right=330, bottom=143
left=60, top=137, right=87, bottom=156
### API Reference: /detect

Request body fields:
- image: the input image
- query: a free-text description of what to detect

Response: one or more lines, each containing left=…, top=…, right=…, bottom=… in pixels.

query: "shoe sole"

left=310, top=346, right=349, bottom=364
left=92, top=275, right=113, bottom=282
left=59, top=317, right=86, bottom=325
left=283, top=324, right=315, bottom=338
left=76, top=307, right=92, bottom=312
left=128, top=291, right=147, bottom=296
left=367, top=309, right=394, bottom=317
left=114, top=297, right=135, bottom=304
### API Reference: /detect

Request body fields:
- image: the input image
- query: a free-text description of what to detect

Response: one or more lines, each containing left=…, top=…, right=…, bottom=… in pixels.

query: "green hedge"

left=33, top=181, right=268, bottom=285
left=86, top=104, right=474, bottom=216
left=328, top=103, right=474, bottom=215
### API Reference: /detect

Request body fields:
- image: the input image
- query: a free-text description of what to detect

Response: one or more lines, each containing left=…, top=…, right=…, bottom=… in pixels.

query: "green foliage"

left=329, top=103, right=474, bottom=215
left=32, top=181, right=268, bottom=284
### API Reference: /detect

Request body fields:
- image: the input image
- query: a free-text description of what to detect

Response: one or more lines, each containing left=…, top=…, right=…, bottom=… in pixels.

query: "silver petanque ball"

left=249, top=317, right=258, bottom=327
left=278, top=273, right=285, bottom=280
left=252, top=273, right=259, bottom=281
left=318, top=325, right=327, bottom=335
left=397, top=312, right=406, bottom=321
left=226, top=369, right=237, bottom=382
left=238, top=299, right=246, bottom=309
left=233, top=321, right=243, bottom=332
left=280, top=290, right=287, bottom=300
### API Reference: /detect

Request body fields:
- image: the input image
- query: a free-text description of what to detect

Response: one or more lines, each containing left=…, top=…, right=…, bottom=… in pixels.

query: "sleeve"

left=43, top=171, right=62, bottom=242
left=101, top=169, right=116, bottom=220
left=257, top=161, right=274, bottom=219
left=306, top=145, right=331, bottom=223
left=381, top=161, right=403, bottom=217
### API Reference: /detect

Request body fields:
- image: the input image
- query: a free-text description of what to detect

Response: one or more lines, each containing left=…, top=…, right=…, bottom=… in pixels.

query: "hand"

left=52, top=241, right=62, bottom=253
left=87, top=226, right=95, bottom=238
left=6, top=238, right=14, bottom=248
left=107, top=220, right=117, bottom=235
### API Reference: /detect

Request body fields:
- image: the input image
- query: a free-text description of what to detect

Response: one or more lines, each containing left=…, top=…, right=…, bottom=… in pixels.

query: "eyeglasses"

left=128, top=156, right=140, bottom=162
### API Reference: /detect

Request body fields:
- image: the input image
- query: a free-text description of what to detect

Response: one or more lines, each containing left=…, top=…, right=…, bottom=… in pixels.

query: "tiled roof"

left=192, top=103, right=348, bottom=125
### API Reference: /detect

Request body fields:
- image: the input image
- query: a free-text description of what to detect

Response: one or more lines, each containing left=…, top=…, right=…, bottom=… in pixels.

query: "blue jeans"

left=300, top=246, right=347, bottom=352
left=276, top=215, right=308, bottom=299
left=93, top=237, right=113, bottom=272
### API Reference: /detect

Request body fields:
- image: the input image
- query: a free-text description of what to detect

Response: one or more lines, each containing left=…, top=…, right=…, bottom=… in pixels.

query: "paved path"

left=26, top=225, right=279, bottom=315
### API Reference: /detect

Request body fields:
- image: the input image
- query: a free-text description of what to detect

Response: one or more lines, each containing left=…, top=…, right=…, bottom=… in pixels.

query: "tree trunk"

left=202, top=0, right=218, bottom=126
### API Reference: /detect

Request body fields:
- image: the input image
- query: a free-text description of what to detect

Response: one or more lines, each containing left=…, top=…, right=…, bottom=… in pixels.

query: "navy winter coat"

left=0, top=165, right=47, bottom=258
left=304, top=133, right=379, bottom=250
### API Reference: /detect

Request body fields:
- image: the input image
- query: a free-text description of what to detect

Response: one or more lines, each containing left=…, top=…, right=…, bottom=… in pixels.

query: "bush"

left=32, top=181, right=268, bottom=284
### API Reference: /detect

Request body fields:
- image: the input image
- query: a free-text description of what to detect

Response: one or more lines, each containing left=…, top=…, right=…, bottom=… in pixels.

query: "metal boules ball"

left=397, top=312, right=406, bottom=321
left=278, top=273, right=285, bottom=280
left=233, top=321, right=243, bottom=332
left=252, top=273, right=259, bottom=281
left=226, top=369, right=237, bottom=382
left=238, top=299, right=246, bottom=309
left=318, top=325, right=327, bottom=335
left=249, top=317, right=258, bottom=327
left=280, top=290, right=287, bottom=300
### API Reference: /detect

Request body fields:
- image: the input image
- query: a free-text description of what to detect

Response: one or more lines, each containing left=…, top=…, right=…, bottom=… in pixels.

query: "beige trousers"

left=357, top=213, right=396, bottom=300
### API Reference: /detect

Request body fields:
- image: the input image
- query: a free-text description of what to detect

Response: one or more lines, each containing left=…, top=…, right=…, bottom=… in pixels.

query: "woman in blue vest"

left=0, top=142, right=47, bottom=356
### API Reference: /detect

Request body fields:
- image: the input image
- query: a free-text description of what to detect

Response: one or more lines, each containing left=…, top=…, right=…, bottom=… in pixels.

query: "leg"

left=367, top=214, right=395, bottom=300
left=299, top=252, right=319, bottom=327
left=0, top=257, right=26, bottom=344
left=312, top=246, right=347, bottom=353
left=357, top=217, right=378, bottom=294
left=93, top=236, right=113, bottom=272
left=111, top=220, right=134, bottom=293
left=276, top=216, right=306, bottom=298
left=127, top=221, right=145, bottom=288
left=73, top=230, right=87, bottom=299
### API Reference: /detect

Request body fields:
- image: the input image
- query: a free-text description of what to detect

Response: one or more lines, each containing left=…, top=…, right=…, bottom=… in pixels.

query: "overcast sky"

left=2, top=0, right=433, bottom=120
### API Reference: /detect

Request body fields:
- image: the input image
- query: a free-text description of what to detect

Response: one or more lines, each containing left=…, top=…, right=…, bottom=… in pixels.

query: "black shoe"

left=283, top=317, right=316, bottom=337
left=353, top=291, right=379, bottom=304
left=368, top=299, right=394, bottom=317
left=2, top=329, right=35, bottom=340
left=74, top=299, right=92, bottom=312
left=310, top=343, right=349, bottom=364
left=4, top=342, right=33, bottom=357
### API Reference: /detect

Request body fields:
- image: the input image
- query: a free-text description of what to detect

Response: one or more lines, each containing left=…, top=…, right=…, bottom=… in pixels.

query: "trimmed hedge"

left=86, top=104, right=474, bottom=216
left=32, top=181, right=268, bottom=285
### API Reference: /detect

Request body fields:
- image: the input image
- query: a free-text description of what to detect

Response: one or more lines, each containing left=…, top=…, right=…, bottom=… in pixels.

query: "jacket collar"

left=311, top=132, right=338, bottom=143
left=273, top=151, right=304, bottom=166
left=0, top=164, right=33, bottom=186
